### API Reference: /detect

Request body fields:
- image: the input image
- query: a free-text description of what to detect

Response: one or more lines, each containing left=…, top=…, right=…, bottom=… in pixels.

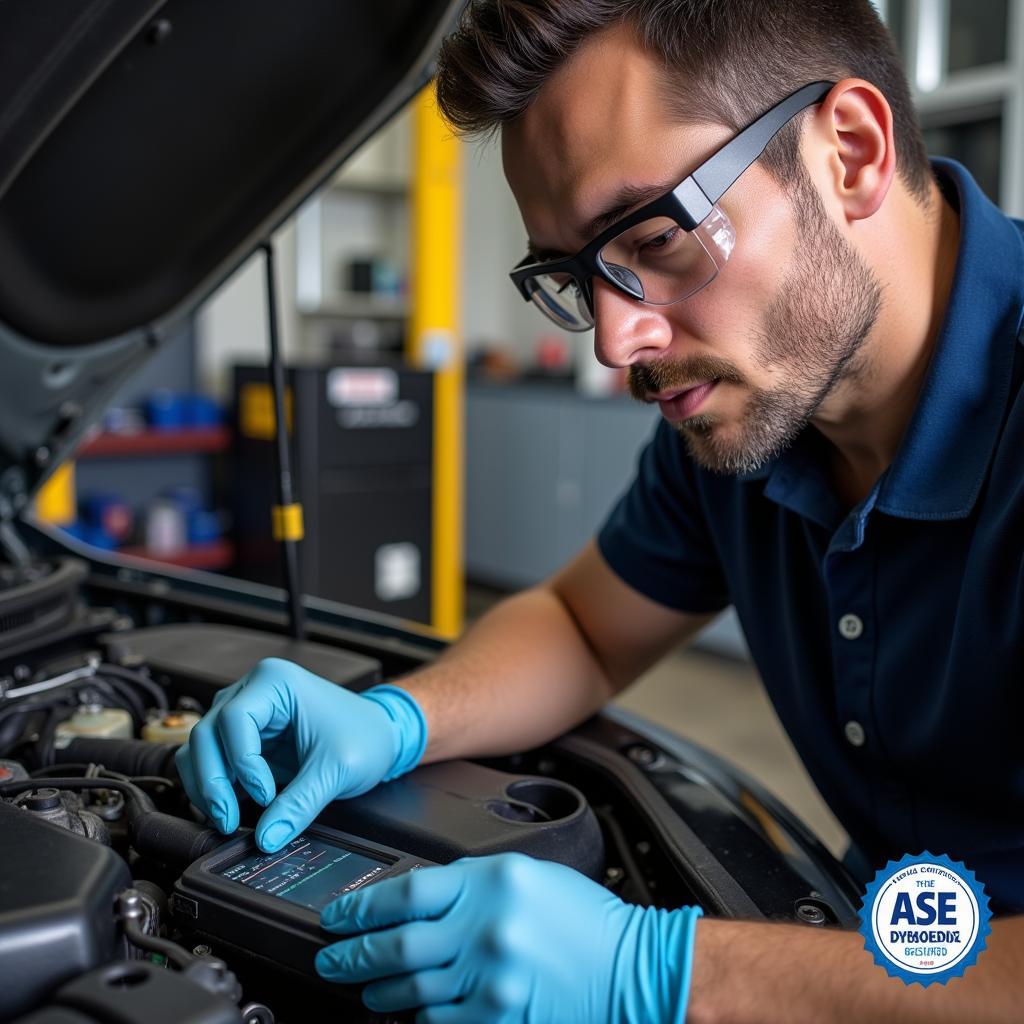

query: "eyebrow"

left=525, top=178, right=678, bottom=262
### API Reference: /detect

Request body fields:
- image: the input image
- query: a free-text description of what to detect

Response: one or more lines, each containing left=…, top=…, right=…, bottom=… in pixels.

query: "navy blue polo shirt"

left=597, top=159, right=1024, bottom=914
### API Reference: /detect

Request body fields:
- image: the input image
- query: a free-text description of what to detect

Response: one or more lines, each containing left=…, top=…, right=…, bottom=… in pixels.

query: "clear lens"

left=525, top=272, right=594, bottom=331
left=518, top=207, right=735, bottom=330
left=598, top=214, right=719, bottom=305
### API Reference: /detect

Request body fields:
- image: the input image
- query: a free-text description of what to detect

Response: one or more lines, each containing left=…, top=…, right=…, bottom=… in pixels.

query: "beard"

left=628, top=176, right=883, bottom=475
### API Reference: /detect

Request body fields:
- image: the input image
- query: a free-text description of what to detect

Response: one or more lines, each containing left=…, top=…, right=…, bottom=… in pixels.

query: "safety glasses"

left=509, top=80, right=835, bottom=331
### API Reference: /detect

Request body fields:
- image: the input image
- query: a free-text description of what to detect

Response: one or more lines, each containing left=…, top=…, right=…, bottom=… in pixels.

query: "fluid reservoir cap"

left=142, top=710, right=200, bottom=744
left=25, top=787, right=62, bottom=811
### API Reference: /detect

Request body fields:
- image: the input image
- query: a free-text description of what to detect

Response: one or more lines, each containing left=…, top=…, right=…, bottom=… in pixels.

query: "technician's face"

left=502, top=27, right=880, bottom=474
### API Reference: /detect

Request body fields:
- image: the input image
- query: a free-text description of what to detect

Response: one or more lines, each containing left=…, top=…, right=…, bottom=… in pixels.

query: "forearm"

left=687, top=916, right=1024, bottom=1023
left=397, top=585, right=614, bottom=763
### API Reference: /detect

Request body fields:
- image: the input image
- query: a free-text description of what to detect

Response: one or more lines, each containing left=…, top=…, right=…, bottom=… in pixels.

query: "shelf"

left=77, top=426, right=231, bottom=459
left=119, top=540, right=234, bottom=572
left=298, top=296, right=408, bottom=320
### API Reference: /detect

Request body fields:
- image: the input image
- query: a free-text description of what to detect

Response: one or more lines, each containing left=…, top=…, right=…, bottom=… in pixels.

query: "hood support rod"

left=261, top=240, right=305, bottom=642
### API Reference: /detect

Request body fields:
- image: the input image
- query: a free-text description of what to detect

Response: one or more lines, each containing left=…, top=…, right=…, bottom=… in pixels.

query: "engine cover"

left=0, top=799, right=131, bottom=1021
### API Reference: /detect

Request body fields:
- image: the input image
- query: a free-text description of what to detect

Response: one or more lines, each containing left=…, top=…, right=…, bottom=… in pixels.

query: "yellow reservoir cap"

left=142, top=711, right=201, bottom=745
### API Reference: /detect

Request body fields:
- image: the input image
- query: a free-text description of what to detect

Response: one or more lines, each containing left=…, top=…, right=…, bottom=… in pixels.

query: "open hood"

left=0, top=0, right=460, bottom=515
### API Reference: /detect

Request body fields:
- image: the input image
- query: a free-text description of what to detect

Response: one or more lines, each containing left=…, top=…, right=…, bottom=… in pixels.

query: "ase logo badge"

left=858, top=852, right=991, bottom=986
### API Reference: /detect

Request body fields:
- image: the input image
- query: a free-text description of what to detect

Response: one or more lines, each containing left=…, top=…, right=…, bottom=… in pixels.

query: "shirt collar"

left=875, top=158, right=1024, bottom=520
left=747, top=158, right=1024, bottom=524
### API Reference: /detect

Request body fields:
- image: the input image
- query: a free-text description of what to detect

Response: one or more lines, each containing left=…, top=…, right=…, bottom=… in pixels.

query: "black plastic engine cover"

left=0, top=800, right=131, bottom=1021
left=318, top=761, right=606, bottom=880
left=10, top=961, right=241, bottom=1024
left=100, top=623, right=381, bottom=705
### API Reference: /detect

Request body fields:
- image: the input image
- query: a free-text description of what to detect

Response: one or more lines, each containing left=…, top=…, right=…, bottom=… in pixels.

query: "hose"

left=96, top=663, right=170, bottom=711
left=52, top=736, right=179, bottom=777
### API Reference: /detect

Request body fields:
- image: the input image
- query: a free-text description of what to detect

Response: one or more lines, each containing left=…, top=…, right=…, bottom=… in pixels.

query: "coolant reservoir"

left=55, top=705, right=134, bottom=742
left=142, top=711, right=200, bottom=745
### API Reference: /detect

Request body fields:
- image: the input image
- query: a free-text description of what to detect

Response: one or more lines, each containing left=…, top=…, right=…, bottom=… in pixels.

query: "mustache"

left=627, top=355, right=745, bottom=403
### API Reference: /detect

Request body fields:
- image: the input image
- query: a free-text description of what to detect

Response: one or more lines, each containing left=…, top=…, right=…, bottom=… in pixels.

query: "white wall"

left=460, top=137, right=539, bottom=358
left=195, top=220, right=299, bottom=399
left=195, top=128, right=615, bottom=398
left=459, top=136, right=617, bottom=392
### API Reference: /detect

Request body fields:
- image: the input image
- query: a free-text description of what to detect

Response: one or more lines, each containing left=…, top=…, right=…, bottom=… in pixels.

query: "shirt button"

left=844, top=720, right=866, bottom=747
left=838, top=613, right=864, bottom=640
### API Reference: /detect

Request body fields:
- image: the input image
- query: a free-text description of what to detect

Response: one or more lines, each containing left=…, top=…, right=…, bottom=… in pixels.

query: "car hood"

left=0, top=0, right=459, bottom=515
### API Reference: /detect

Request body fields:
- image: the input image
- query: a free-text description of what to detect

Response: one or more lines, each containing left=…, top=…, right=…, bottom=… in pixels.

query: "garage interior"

left=36, top=0, right=1019, bottom=862
left=2, top=0, right=1021, bottom=1020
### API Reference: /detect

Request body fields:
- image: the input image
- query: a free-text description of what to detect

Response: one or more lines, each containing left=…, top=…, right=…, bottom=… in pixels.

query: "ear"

left=809, top=78, right=896, bottom=222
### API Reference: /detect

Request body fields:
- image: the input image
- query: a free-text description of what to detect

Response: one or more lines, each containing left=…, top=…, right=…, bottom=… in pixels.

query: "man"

left=178, top=1, right=1024, bottom=1020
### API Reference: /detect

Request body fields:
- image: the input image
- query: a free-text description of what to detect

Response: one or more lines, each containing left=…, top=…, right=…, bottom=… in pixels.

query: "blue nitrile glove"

left=315, top=852, right=703, bottom=1024
left=174, top=658, right=427, bottom=852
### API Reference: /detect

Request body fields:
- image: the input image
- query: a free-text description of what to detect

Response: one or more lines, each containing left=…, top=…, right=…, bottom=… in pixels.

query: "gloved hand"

left=174, top=658, right=427, bottom=851
left=315, top=852, right=703, bottom=1024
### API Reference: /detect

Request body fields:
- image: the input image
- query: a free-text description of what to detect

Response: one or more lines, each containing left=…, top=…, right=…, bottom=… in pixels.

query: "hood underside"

left=0, top=0, right=460, bottom=507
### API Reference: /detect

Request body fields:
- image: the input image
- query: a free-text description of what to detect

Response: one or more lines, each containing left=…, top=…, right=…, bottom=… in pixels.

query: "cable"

left=35, top=711, right=63, bottom=776
left=129, top=775, right=177, bottom=789
left=31, top=763, right=130, bottom=781
left=0, top=697, right=68, bottom=726
left=95, top=663, right=170, bottom=711
left=0, top=699, right=68, bottom=758
left=77, top=678, right=145, bottom=728
left=117, top=891, right=242, bottom=1002
left=29, top=763, right=176, bottom=792
left=92, top=676, right=148, bottom=726
left=120, top=901, right=195, bottom=970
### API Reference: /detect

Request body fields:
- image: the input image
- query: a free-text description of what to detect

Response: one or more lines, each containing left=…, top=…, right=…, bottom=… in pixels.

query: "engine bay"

left=0, top=556, right=861, bottom=1023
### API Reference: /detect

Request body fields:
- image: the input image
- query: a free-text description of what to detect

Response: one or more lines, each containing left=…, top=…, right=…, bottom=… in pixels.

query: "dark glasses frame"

left=509, top=80, right=835, bottom=319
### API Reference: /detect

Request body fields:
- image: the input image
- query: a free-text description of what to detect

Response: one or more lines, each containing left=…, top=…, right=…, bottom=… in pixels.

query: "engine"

left=0, top=556, right=860, bottom=1022
left=0, top=560, right=608, bottom=1024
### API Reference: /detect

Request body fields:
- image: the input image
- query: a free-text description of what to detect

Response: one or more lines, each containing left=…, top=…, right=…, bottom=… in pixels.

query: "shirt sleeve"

left=596, top=419, right=730, bottom=614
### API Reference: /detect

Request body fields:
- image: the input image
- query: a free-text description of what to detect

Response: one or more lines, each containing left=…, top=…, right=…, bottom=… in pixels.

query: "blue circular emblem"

left=858, top=852, right=991, bottom=986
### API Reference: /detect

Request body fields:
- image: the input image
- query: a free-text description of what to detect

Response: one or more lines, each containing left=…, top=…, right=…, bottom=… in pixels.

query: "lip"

left=655, top=379, right=719, bottom=422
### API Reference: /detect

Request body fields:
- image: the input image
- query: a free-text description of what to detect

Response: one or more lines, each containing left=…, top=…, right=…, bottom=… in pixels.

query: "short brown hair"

left=436, top=0, right=932, bottom=202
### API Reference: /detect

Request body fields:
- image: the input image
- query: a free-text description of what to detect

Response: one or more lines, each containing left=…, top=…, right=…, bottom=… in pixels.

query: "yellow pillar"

left=408, top=85, right=463, bottom=637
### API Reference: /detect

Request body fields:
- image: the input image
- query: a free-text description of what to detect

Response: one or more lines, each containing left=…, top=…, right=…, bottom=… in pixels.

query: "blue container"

left=145, top=389, right=187, bottom=430
left=185, top=393, right=223, bottom=427
left=188, top=508, right=223, bottom=545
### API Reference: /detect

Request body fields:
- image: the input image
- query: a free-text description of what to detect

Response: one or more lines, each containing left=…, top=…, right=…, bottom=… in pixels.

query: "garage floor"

left=465, top=586, right=848, bottom=858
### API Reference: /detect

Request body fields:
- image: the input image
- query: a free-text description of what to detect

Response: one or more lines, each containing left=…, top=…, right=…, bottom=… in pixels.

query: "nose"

left=591, top=277, right=674, bottom=368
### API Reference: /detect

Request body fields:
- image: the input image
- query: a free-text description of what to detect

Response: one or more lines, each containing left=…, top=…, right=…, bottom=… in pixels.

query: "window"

left=947, top=0, right=1009, bottom=72
left=922, top=106, right=1003, bottom=203
left=881, top=0, right=1023, bottom=215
